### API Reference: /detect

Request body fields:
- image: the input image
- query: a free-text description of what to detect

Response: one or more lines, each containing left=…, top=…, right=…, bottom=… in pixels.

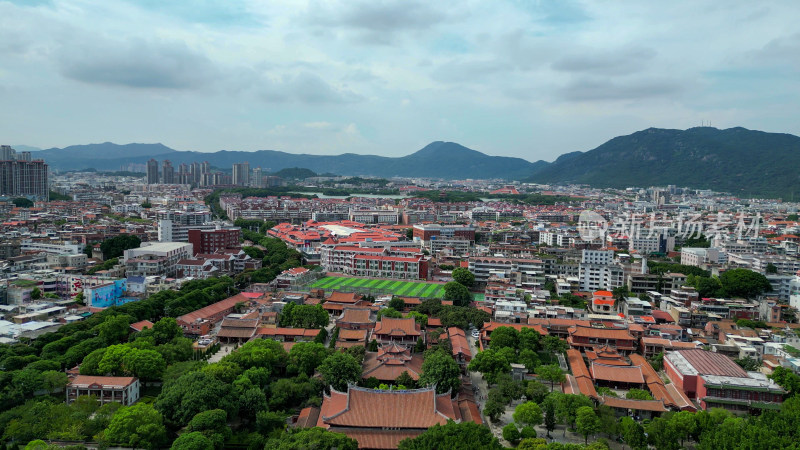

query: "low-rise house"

left=66, top=375, right=139, bottom=406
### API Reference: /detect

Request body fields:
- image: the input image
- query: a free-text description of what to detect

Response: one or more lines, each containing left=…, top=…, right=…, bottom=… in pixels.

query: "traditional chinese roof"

left=373, top=317, right=421, bottom=338
left=318, top=386, right=457, bottom=428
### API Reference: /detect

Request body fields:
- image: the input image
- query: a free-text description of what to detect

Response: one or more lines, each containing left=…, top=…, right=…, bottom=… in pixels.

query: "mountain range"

left=525, top=126, right=800, bottom=198
left=20, top=126, right=800, bottom=198
left=27, top=141, right=540, bottom=180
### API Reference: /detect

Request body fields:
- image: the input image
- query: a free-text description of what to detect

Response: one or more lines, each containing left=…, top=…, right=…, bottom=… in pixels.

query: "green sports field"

left=309, top=276, right=446, bottom=298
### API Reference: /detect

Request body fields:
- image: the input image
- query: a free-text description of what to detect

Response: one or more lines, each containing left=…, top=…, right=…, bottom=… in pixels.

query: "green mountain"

left=32, top=141, right=540, bottom=180
left=526, top=127, right=800, bottom=198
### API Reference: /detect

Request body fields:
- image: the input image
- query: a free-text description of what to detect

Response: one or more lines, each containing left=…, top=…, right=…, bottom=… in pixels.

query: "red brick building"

left=176, top=293, right=255, bottom=335
left=664, top=349, right=785, bottom=413
left=412, top=224, right=476, bottom=242
left=188, top=228, right=241, bottom=255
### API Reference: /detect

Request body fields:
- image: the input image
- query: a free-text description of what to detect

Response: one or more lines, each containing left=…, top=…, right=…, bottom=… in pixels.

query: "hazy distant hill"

left=22, top=127, right=800, bottom=197
left=525, top=127, right=800, bottom=198
left=32, top=141, right=540, bottom=180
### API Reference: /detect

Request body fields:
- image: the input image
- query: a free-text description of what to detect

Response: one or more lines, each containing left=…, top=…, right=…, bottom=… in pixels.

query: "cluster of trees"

left=99, top=234, right=141, bottom=260
left=234, top=218, right=277, bottom=235
left=442, top=267, right=475, bottom=307
left=236, top=229, right=306, bottom=287
left=414, top=298, right=490, bottom=330
left=86, top=257, right=119, bottom=275
left=468, top=326, right=566, bottom=387
left=649, top=261, right=772, bottom=300
left=278, top=303, right=329, bottom=329
left=0, top=277, right=235, bottom=419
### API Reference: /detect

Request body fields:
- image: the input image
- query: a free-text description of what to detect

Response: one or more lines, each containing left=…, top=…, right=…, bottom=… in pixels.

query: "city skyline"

left=2, top=1, right=799, bottom=160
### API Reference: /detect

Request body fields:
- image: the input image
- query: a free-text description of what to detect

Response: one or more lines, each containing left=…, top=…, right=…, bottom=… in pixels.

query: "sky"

left=1, top=0, right=799, bottom=161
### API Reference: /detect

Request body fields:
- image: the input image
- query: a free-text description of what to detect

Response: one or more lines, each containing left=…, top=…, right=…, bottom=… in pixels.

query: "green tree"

left=97, top=314, right=134, bottom=345
left=171, top=432, right=214, bottom=450
left=419, top=350, right=461, bottom=395
left=395, top=371, right=416, bottom=389
left=155, top=371, right=238, bottom=427
left=12, top=197, right=34, bottom=207
left=575, top=406, right=600, bottom=445
left=535, top=364, right=565, bottom=390
left=483, top=398, right=506, bottom=422
left=513, top=401, right=543, bottom=427
left=489, top=326, right=519, bottom=350
left=30, top=287, right=42, bottom=300
left=103, top=403, right=167, bottom=449
left=467, top=349, right=511, bottom=385
left=734, top=356, right=761, bottom=371
left=670, top=410, right=697, bottom=446
left=542, top=335, right=568, bottom=355
left=625, top=388, right=653, bottom=400
left=407, top=311, right=428, bottom=327
left=524, top=380, right=549, bottom=404
left=443, top=281, right=472, bottom=307
left=769, top=366, right=800, bottom=395
left=264, top=427, right=358, bottom=450
left=502, top=423, right=521, bottom=445
left=519, top=349, right=541, bottom=372
left=452, top=267, right=475, bottom=288
left=719, top=268, right=772, bottom=299
left=100, top=234, right=142, bottom=260
left=318, top=352, right=362, bottom=392
left=766, top=262, right=778, bottom=274
left=645, top=417, right=680, bottom=450
left=124, top=348, right=166, bottom=381
left=288, top=342, right=331, bottom=376
left=518, top=327, right=542, bottom=351
left=187, top=409, right=231, bottom=449
left=389, top=297, right=406, bottom=310
left=620, top=417, right=647, bottom=450
left=398, top=422, right=503, bottom=450
left=543, top=399, right=556, bottom=438
left=238, top=387, right=268, bottom=423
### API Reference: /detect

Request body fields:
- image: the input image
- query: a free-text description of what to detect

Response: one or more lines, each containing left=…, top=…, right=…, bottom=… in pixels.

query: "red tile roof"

left=177, top=293, right=250, bottom=324
left=319, top=386, right=457, bottom=428
left=590, top=362, right=644, bottom=384
left=601, top=396, right=667, bottom=412
left=69, top=375, right=137, bottom=388
left=568, top=325, right=635, bottom=340
left=327, top=292, right=362, bottom=304
left=373, top=317, right=421, bottom=338
left=130, top=320, right=153, bottom=332
left=338, top=307, right=373, bottom=324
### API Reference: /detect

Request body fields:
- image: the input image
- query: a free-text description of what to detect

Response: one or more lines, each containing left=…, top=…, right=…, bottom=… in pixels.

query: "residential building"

left=681, top=248, right=722, bottom=267
left=123, top=242, right=193, bottom=278
left=0, top=146, right=48, bottom=200
left=66, top=375, right=140, bottom=406
left=146, top=159, right=159, bottom=184
left=187, top=227, right=241, bottom=254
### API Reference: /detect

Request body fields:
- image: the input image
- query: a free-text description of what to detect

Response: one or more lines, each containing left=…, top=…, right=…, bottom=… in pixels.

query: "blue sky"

left=1, top=0, right=798, bottom=161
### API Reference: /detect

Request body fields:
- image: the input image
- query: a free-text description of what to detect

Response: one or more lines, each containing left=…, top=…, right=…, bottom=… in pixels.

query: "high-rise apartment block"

left=0, top=145, right=49, bottom=200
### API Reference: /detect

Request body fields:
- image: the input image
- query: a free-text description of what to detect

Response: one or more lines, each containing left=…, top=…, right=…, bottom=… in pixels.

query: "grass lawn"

left=309, top=276, right=446, bottom=298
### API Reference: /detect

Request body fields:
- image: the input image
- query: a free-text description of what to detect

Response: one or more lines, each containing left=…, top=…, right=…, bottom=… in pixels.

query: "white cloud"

left=0, top=0, right=799, bottom=160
